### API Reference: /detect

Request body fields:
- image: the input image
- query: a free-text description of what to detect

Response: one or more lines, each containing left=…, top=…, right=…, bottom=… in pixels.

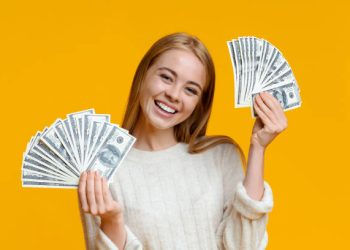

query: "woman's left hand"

left=251, top=91, right=288, bottom=149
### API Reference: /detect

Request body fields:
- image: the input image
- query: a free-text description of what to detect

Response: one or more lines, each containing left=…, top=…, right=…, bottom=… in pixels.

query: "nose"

left=165, top=84, right=181, bottom=103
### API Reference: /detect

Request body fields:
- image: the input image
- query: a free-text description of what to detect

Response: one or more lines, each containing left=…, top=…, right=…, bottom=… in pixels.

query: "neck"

left=132, top=116, right=177, bottom=151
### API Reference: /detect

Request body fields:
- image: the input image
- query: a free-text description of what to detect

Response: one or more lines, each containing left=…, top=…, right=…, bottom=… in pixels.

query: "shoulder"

left=193, top=135, right=240, bottom=157
left=211, top=143, right=241, bottom=164
left=190, top=138, right=241, bottom=167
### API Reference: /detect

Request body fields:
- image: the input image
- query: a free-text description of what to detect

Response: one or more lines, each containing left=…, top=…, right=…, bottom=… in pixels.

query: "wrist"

left=101, top=213, right=124, bottom=227
left=249, top=142, right=266, bottom=153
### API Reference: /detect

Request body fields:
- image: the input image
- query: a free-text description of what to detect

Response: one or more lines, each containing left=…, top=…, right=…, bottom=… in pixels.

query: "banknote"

left=87, top=124, right=136, bottom=180
left=22, top=109, right=136, bottom=188
left=227, top=36, right=302, bottom=117
left=251, top=80, right=301, bottom=117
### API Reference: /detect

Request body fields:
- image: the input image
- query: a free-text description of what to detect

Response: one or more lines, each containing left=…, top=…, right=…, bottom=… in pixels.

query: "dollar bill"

left=22, top=167, right=78, bottom=188
left=83, top=114, right=110, bottom=168
left=227, top=40, right=239, bottom=106
left=87, top=124, right=136, bottom=180
left=22, top=109, right=136, bottom=188
left=40, top=119, right=80, bottom=174
left=227, top=36, right=302, bottom=116
left=67, top=110, right=92, bottom=167
left=32, top=137, right=80, bottom=179
left=251, top=80, right=301, bottom=118
left=24, top=153, right=75, bottom=182
left=54, top=120, right=79, bottom=167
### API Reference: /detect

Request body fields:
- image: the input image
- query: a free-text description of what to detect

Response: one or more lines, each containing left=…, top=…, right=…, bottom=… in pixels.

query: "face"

left=100, top=147, right=119, bottom=168
left=138, top=49, right=206, bottom=131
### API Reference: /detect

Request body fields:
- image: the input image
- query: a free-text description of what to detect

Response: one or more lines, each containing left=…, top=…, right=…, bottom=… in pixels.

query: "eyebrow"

left=158, top=67, right=203, bottom=91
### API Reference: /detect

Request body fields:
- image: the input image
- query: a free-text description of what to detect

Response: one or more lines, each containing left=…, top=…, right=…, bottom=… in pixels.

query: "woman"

left=78, top=32, right=287, bottom=250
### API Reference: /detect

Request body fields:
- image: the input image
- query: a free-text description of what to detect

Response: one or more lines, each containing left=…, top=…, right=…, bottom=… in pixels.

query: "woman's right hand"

left=78, top=170, right=124, bottom=223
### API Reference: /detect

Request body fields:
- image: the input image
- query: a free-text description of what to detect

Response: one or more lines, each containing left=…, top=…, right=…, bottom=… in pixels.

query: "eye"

left=185, top=87, right=199, bottom=96
left=160, top=74, right=173, bottom=82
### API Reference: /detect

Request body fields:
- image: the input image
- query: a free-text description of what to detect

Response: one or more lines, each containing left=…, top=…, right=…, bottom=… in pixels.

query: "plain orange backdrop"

left=1, top=0, right=349, bottom=249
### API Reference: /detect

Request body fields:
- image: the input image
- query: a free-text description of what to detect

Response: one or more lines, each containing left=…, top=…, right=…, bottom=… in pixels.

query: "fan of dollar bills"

left=22, top=109, right=136, bottom=188
left=227, top=36, right=302, bottom=117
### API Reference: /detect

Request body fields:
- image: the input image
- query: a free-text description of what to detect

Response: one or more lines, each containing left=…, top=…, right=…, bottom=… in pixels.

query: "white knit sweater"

left=80, top=142, right=273, bottom=250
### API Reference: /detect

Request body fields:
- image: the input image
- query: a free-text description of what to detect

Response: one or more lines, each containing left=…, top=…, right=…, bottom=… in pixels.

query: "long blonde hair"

left=121, top=32, right=246, bottom=166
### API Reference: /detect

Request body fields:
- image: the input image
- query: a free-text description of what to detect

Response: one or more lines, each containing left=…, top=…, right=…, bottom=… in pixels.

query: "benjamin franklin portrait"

left=98, top=144, right=121, bottom=168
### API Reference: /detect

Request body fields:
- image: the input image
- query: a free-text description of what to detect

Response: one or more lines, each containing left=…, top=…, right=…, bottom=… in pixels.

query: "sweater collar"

left=126, top=142, right=188, bottom=163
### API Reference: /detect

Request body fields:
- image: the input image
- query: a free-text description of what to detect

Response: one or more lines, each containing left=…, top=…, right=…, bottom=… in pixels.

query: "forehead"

left=152, top=49, right=206, bottom=88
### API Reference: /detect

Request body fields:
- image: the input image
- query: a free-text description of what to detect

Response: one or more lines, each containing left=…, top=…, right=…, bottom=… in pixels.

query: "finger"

left=86, top=171, right=97, bottom=214
left=255, top=94, right=279, bottom=125
left=261, top=92, right=284, bottom=116
left=94, top=171, right=105, bottom=213
left=78, top=171, right=89, bottom=212
left=261, top=92, right=288, bottom=129
left=102, top=177, right=113, bottom=206
left=254, top=98, right=277, bottom=130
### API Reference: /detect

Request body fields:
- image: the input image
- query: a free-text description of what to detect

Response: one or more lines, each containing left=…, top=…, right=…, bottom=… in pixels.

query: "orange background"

left=1, top=0, right=349, bottom=249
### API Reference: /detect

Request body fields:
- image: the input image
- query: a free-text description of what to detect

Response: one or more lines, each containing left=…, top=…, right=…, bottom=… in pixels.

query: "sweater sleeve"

left=215, top=144, right=274, bottom=250
left=79, top=207, right=143, bottom=250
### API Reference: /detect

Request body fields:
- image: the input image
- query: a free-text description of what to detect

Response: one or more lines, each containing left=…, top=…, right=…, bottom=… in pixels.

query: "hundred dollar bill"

left=252, top=38, right=263, bottom=97
left=24, top=153, right=76, bottom=182
left=227, top=36, right=301, bottom=115
left=245, top=37, right=252, bottom=103
left=251, top=80, right=301, bottom=118
left=22, top=109, right=136, bottom=189
left=22, top=171, right=78, bottom=188
left=67, top=109, right=95, bottom=168
left=233, top=40, right=244, bottom=107
left=259, top=47, right=278, bottom=86
left=22, top=169, right=78, bottom=188
left=32, top=139, right=79, bottom=179
left=62, top=118, right=81, bottom=169
left=87, top=124, right=136, bottom=180
left=54, top=119, right=79, bottom=167
left=85, top=121, right=110, bottom=168
left=22, top=166, right=70, bottom=183
left=239, top=37, right=248, bottom=103
left=40, top=119, right=80, bottom=174
left=22, top=181, right=77, bottom=188
left=247, top=37, right=255, bottom=104
left=260, top=54, right=288, bottom=88
left=23, top=131, right=76, bottom=182
left=83, top=114, right=110, bottom=168
left=227, top=40, right=239, bottom=106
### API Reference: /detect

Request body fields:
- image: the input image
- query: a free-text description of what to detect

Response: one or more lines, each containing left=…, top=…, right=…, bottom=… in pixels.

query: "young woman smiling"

left=78, top=32, right=287, bottom=250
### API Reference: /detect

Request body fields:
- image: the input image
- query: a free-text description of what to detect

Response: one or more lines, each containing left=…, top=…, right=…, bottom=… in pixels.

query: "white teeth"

left=156, top=101, right=176, bottom=114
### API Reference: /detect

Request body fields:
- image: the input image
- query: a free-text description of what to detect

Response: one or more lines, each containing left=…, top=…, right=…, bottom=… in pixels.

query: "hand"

left=251, top=91, right=288, bottom=149
left=78, top=171, right=124, bottom=223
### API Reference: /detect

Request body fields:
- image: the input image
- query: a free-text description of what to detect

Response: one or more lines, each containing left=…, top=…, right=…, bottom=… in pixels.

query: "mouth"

left=154, top=100, right=178, bottom=114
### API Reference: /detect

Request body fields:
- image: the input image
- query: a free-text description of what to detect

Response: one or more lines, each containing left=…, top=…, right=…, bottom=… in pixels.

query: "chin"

left=149, top=119, right=176, bottom=130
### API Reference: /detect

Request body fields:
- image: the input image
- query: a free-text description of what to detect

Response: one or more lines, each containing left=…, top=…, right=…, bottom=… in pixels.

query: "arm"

left=243, top=91, right=288, bottom=200
left=243, top=145, right=265, bottom=201
left=216, top=92, right=287, bottom=249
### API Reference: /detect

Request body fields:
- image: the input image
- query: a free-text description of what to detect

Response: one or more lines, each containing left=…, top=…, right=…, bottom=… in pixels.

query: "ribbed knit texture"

left=80, top=142, right=273, bottom=250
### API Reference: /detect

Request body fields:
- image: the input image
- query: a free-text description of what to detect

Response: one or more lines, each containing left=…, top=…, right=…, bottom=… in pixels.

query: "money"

left=87, top=124, right=136, bottom=180
left=21, top=109, right=136, bottom=188
left=251, top=81, right=301, bottom=117
left=227, top=36, right=302, bottom=117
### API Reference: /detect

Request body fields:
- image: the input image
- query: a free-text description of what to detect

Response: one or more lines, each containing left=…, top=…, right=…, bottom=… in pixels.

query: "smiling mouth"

left=154, top=100, right=177, bottom=114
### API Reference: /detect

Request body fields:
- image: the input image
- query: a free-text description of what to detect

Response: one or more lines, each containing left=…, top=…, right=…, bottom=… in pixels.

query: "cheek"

left=183, top=98, right=200, bottom=115
left=141, top=82, right=163, bottom=104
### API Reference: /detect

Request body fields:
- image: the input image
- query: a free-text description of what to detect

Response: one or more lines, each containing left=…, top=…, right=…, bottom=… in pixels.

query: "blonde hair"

left=121, top=32, right=246, bottom=167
